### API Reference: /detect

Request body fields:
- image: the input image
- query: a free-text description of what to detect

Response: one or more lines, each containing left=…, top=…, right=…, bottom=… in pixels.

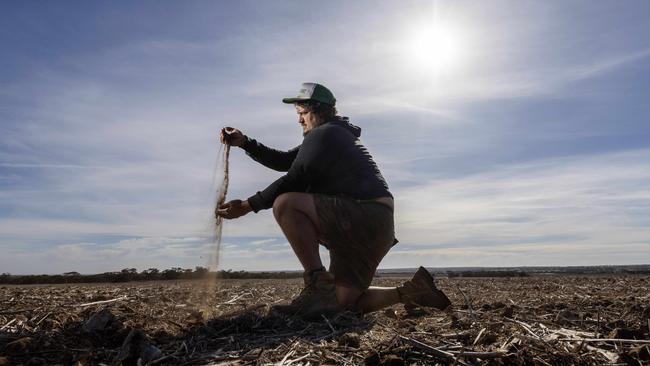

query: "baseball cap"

left=282, top=82, right=336, bottom=106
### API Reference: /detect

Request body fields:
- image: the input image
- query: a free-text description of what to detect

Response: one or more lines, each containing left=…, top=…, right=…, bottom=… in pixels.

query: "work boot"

left=271, top=268, right=340, bottom=319
left=397, top=266, right=451, bottom=312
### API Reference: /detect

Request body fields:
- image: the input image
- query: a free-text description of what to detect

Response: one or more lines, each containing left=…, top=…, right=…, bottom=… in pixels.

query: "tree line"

left=446, top=270, right=530, bottom=278
left=0, top=267, right=302, bottom=285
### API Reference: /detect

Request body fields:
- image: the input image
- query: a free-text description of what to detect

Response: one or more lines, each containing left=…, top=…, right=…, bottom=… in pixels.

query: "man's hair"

left=296, top=101, right=338, bottom=122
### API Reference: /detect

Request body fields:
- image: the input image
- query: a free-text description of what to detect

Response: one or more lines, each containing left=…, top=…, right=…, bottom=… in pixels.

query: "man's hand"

left=216, top=199, right=252, bottom=219
left=220, top=127, right=246, bottom=147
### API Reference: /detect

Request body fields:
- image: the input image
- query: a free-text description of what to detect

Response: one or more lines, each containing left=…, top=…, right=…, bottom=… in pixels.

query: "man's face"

left=296, top=104, right=320, bottom=135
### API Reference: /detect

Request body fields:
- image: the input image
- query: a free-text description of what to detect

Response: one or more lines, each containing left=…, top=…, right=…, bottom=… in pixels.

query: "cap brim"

left=282, top=97, right=310, bottom=104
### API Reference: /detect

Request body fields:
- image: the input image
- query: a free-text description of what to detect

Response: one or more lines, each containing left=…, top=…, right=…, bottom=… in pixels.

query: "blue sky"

left=1, top=1, right=649, bottom=274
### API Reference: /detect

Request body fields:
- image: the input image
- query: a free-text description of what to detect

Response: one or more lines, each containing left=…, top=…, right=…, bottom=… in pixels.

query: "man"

left=217, top=82, right=451, bottom=318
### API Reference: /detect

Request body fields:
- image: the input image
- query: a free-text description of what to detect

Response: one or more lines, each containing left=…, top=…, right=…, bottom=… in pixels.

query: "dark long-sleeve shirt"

left=243, top=117, right=392, bottom=212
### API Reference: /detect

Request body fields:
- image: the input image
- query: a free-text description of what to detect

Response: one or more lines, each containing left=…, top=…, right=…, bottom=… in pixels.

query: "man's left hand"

left=216, top=199, right=252, bottom=219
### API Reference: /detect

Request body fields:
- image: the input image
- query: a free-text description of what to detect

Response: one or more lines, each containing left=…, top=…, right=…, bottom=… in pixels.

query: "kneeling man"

left=217, top=82, right=451, bottom=318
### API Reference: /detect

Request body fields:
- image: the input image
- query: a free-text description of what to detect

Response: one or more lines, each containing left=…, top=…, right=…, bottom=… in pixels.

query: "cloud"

left=0, top=235, right=298, bottom=274
left=3, top=146, right=649, bottom=273
left=567, top=48, right=650, bottom=82
left=0, top=163, right=104, bottom=169
left=391, top=148, right=650, bottom=266
left=361, top=47, right=650, bottom=109
left=1, top=1, right=649, bottom=274
left=0, top=236, right=209, bottom=274
left=250, top=238, right=278, bottom=246
left=382, top=242, right=650, bottom=268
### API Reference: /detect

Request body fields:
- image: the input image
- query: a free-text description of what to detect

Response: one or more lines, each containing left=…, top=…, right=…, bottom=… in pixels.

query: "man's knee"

left=272, top=192, right=316, bottom=219
left=273, top=192, right=304, bottom=220
left=272, top=192, right=291, bottom=218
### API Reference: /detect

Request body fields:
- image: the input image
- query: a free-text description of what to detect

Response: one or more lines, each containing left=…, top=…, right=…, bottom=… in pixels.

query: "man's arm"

left=221, top=127, right=298, bottom=172
left=242, top=137, right=299, bottom=172
left=246, top=127, right=335, bottom=212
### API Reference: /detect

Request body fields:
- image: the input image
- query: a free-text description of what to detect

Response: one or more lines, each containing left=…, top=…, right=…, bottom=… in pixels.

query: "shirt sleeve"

left=241, top=136, right=300, bottom=172
left=246, top=128, right=335, bottom=212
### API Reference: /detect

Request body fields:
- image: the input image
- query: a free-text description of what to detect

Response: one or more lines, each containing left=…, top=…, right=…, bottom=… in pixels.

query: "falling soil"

left=212, top=143, right=230, bottom=270
left=198, top=143, right=230, bottom=317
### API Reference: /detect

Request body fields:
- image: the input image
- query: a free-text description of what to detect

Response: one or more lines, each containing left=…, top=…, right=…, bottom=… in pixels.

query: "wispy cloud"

left=568, top=48, right=650, bottom=82
left=391, top=148, right=650, bottom=266
left=383, top=242, right=650, bottom=268
left=0, top=235, right=299, bottom=274
left=250, top=238, right=278, bottom=246
left=0, top=163, right=104, bottom=169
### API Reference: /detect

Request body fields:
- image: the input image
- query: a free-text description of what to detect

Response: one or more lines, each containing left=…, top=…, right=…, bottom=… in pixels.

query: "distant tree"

left=193, top=266, right=209, bottom=278
left=141, top=268, right=160, bottom=280
left=142, top=268, right=159, bottom=275
left=162, top=268, right=182, bottom=280
left=0, top=273, right=10, bottom=284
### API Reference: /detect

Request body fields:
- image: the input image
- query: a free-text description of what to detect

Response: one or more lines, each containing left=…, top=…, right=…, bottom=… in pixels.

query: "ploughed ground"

left=1, top=276, right=649, bottom=365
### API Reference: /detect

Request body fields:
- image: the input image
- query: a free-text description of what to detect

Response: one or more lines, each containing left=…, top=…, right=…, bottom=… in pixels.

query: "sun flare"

left=404, top=23, right=465, bottom=76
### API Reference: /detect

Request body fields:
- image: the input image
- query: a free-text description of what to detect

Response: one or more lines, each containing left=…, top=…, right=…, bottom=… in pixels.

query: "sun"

left=404, top=23, right=465, bottom=77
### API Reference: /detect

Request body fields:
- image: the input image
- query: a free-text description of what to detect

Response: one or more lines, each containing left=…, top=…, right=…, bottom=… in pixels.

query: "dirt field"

left=1, top=276, right=649, bottom=365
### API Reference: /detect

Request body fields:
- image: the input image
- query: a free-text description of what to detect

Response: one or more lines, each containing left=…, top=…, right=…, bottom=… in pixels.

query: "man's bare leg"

left=273, top=193, right=402, bottom=313
left=272, top=192, right=324, bottom=271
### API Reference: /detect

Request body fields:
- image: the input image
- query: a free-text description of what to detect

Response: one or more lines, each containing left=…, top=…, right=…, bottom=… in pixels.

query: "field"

left=1, top=276, right=649, bottom=365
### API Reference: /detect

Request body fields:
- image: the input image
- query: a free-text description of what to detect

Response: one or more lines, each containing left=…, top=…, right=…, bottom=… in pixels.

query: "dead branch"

left=222, top=292, right=253, bottom=305
left=77, top=296, right=128, bottom=307
left=0, top=308, right=37, bottom=315
left=505, top=317, right=543, bottom=340
left=283, top=353, right=310, bottom=365
left=556, top=338, right=650, bottom=344
left=398, top=335, right=455, bottom=359
left=451, top=350, right=506, bottom=359
left=0, top=318, right=16, bottom=330
left=321, top=314, right=336, bottom=334
left=35, top=312, right=51, bottom=326
left=277, top=349, right=295, bottom=366
left=472, top=327, right=486, bottom=346
left=454, top=283, right=477, bottom=323
left=584, top=344, right=619, bottom=363
left=219, top=304, right=265, bottom=318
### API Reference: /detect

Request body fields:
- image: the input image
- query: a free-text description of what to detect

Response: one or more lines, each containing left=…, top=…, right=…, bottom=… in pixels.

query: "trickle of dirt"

left=212, top=143, right=230, bottom=269
left=198, top=143, right=230, bottom=316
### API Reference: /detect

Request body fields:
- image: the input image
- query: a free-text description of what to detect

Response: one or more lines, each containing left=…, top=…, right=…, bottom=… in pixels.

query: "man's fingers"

left=220, top=128, right=232, bottom=144
left=216, top=208, right=232, bottom=219
left=216, top=199, right=242, bottom=219
left=220, top=127, right=244, bottom=147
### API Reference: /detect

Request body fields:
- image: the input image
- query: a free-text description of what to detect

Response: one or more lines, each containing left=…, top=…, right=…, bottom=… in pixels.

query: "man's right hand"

left=220, top=127, right=246, bottom=147
left=216, top=199, right=252, bottom=219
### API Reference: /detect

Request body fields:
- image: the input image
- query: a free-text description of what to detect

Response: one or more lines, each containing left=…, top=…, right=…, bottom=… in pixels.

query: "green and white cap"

left=282, top=82, right=336, bottom=106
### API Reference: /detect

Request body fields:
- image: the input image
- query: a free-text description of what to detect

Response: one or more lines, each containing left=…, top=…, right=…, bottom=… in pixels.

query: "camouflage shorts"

left=313, top=194, right=396, bottom=291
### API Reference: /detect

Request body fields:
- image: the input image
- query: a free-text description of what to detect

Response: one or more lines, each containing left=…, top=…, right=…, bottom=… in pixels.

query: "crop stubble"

left=1, top=275, right=649, bottom=365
